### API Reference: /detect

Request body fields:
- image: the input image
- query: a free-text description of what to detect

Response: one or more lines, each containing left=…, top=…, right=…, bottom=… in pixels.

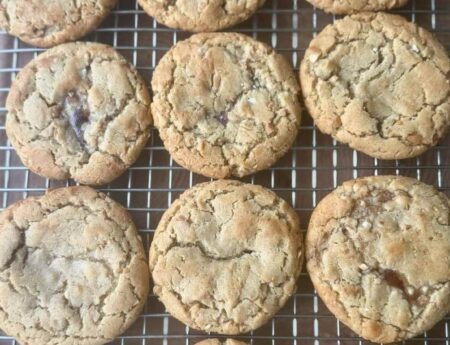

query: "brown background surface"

left=0, top=0, right=449, bottom=344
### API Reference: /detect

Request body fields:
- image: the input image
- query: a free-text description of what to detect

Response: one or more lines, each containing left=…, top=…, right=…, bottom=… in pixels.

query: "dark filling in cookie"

left=380, top=268, right=427, bottom=305
left=215, top=111, right=229, bottom=126
left=352, top=189, right=395, bottom=218
left=64, top=91, right=90, bottom=147
left=384, top=269, right=407, bottom=293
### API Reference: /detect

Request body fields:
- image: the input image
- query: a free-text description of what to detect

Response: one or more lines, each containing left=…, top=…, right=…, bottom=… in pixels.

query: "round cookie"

left=0, top=0, right=117, bottom=47
left=195, top=339, right=248, bottom=345
left=0, top=186, right=150, bottom=345
left=306, top=175, right=450, bottom=343
left=300, top=12, right=450, bottom=160
left=305, top=0, right=408, bottom=14
left=152, top=33, right=301, bottom=179
left=150, top=180, right=303, bottom=334
left=138, top=0, right=265, bottom=32
left=6, top=42, right=152, bottom=186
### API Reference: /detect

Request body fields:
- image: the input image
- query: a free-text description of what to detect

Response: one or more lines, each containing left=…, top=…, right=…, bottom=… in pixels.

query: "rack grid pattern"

left=0, top=0, right=449, bottom=344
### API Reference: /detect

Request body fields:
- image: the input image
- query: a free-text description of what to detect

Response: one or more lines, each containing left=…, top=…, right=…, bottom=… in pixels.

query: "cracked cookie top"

left=0, top=186, right=150, bottom=345
left=195, top=339, right=247, bottom=345
left=138, top=0, right=265, bottom=32
left=305, top=0, right=408, bottom=14
left=150, top=180, right=303, bottom=334
left=6, top=42, right=152, bottom=186
left=306, top=175, right=450, bottom=343
left=300, top=13, right=450, bottom=160
left=152, top=33, right=301, bottom=179
left=0, top=0, right=117, bottom=47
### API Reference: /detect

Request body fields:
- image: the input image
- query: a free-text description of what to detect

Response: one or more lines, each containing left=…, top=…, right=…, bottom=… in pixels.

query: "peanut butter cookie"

left=152, top=33, right=301, bottom=178
left=305, top=0, right=408, bottom=14
left=0, top=0, right=117, bottom=47
left=0, top=186, right=149, bottom=345
left=306, top=175, right=450, bottom=343
left=300, top=13, right=450, bottom=159
left=195, top=339, right=247, bottom=345
left=138, top=0, right=265, bottom=32
left=6, top=42, right=152, bottom=185
left=150, top=180, right=303, bottom=334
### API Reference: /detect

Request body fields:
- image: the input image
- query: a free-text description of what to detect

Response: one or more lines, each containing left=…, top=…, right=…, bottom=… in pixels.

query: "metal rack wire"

left=0, top=0, right=449, bottom=344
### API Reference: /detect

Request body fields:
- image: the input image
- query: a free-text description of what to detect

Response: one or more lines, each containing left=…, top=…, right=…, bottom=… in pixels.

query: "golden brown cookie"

left=0, top=0, right=117, bottom=47
left=306, top=175, right=450, bottom=343
left=300, top=12, right=450, bottom=160
left=0, top=186, right=149, bottom=345
left=195, top=339, right=248, bottom=345
left=150, top=180, right=304, bottom=334
left=305, top=0, right=408, bottom=14
left=6, top=42, right=152, bottom=185
left=138, top=0, right=265, bottom=32
left=152, top=33, right=301, bottom=178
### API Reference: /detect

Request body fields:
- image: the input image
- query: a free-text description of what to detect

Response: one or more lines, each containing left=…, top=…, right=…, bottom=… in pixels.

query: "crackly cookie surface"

left=305, top=0, right=408, bottom=14
left=0, top=0, right=117, bottom=47
left=138, top=0, right=265, bottom=32
left=0, top=186, right=149, bottom=345
left=152, top=33, right=301, bottom=178
left=300, top=13, right=450, bottom=159
left=306, top=175, right=450, bottom=343
left=150, top=180, right=303, bottom=334
left=195, top=339, right=248, bottom=345
left=6, top=42, right=152, bottom=185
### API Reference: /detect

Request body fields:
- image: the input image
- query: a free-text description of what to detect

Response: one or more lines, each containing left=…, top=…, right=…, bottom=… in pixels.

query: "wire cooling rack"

left=0, top=0, right=449, bottom=344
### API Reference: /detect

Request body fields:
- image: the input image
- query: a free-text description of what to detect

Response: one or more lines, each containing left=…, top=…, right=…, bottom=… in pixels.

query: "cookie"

left=150, top=180, right=303, bottom=334
left=0, top=186, right=149, bottom=345
left=152, top=33, right=301, bottom=179
left=306, top=175, right=450, bottom=343
left=0, top=0, right=117, bottom=47
left=305, top=0, right=408, bottom=14
left=300, top=12, right=450, bottom=160
left=6, top=42, right=152, bottom=186
left=195, top=339, right=247, bottom=345
left=138, top=0, right=265, bottom=32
